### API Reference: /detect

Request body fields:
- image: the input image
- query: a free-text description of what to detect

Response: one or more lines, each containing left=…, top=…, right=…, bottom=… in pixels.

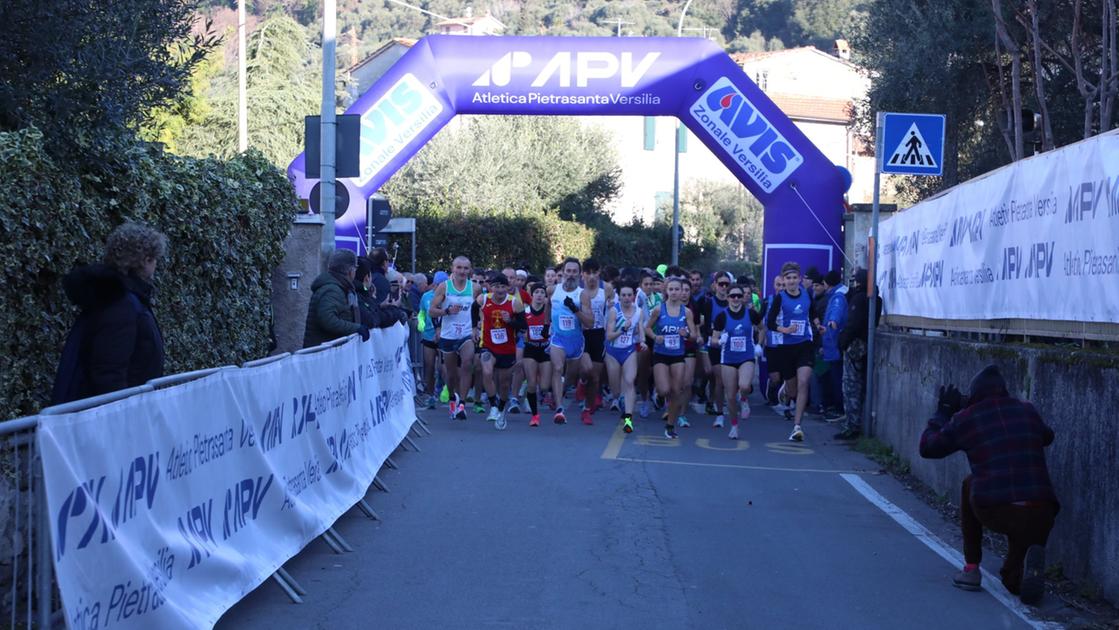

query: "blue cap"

left=433, top=271, right=449, bottom=284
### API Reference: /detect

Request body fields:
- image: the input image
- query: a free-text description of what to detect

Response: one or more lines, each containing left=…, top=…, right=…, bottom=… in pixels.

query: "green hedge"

left=0, top=128, right=297, bottom=419
left=381, top=209, right=724, bottom=275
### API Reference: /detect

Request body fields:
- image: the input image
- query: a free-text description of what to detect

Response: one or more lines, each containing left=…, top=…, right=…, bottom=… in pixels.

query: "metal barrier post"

left=372, top=476, right=390, bottom=493
left=36, top=450, right=52, bottom=629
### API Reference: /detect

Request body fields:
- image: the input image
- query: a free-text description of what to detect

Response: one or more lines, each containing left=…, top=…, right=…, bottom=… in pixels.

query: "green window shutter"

left=677, top=124, right=687, bottom=153
left=644, top=117, right=656, bottom=151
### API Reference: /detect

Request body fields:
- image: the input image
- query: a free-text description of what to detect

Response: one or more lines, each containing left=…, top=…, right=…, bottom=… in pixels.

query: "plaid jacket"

left=919, top=396, right=1057, bottom=508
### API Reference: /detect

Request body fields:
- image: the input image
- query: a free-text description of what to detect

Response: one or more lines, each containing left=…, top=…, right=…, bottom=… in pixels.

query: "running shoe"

left=507, top=398, right=521, bottom=414
left=713, top=414, right=725, bottom=428
left=575, top=380, right=586, bottom=402
left=466, top=388, right=476, bottom=404
left=594, top=392, right=603, bottom=410
left=543, top=392, right=555, bottom=409
left=486, top=406, right=501, bottom=422
left=609, top=397, right=620, bottom=412
left=778, top=383, right=790, bottom=407
left=1020, top=546, right=1046, bottom=605
left=653, top=394, right=665, bottom=410
left=454, top=403, right=467, bottom=421
left=639, top=400, right=650, bottom=418
left=439, top=385, right=450, bottom=404
left=623, top=417, right=634, bottom=433
left=426, top=395, right=438, bottom=410
left=553, top=410, right=567, bottom=424
left=740, top=401, right=751, bottom=422
left=677, top=416, right=691, bottom=428
left=664, top=425, right=678, bottom=439
left=704, top=402, right=718, bottom=416
left=789, top=425, right=804, bottom=442
left=529, top=414, right=541, bottom=427
left=581, top=409, right=593, bottom=425
left=728, top=424, right=739, bottom=440
left=473, top=402, right=487, bottom=415
left=495, top=412, right=508, bottom=431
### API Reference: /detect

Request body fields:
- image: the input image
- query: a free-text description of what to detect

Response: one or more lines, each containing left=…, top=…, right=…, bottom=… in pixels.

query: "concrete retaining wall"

left=871, top=331, right=1119, bottom=603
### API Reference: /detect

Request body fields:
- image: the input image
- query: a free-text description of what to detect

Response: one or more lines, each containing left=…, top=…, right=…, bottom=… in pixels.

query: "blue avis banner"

left=879, top=112, right=945, bottom=176
left=37, top=326, right=417, bottom=629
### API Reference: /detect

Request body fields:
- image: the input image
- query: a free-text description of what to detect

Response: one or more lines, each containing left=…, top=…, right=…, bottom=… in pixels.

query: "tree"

left=0, top=0, right=217, bottom=152
left=178, top=15, right=321, bottom=167
left=679, top=180, right=763, bottom=263
left=382, top=115, right=621, bottom=221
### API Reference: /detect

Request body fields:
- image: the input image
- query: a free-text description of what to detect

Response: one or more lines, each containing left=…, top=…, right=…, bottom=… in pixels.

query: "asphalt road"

left=218, top=399, right=1058, bottom=630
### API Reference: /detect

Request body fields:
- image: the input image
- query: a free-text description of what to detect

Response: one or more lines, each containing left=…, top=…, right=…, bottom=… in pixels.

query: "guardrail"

left=1, top=332, right=433, bottom=628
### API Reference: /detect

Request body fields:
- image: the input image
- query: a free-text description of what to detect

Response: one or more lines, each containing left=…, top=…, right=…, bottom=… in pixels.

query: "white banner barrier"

left=37, top=325, right=416, bottom=629
left=877, top=129, right=1119, bottom=323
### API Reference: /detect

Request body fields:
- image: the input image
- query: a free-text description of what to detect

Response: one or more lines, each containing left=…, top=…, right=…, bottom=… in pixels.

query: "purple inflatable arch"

left=288, top=35, right=846, bottom=285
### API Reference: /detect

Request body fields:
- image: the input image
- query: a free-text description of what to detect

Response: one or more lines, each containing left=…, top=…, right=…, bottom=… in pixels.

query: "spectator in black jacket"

left=354, top=257, right=409, bottom=331
left=53, top=223, right=168, bottom=404
left=834, top=268, right=880, bottom=440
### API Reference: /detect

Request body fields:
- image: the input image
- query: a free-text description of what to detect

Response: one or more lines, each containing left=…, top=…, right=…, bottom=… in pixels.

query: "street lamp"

left=671, top=0, right=695, bottom=266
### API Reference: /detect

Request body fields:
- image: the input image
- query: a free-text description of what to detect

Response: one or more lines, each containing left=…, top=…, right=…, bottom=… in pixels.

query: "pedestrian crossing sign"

left=878, top=112, right=945, bottom=176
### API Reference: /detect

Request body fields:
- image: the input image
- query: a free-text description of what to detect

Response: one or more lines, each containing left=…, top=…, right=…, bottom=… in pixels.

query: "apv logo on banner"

left=879, top=112, right=945, bottom=176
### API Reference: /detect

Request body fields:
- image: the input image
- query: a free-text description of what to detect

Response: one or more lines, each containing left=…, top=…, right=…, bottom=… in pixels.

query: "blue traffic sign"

left=879, top=112, right=945, bottom=176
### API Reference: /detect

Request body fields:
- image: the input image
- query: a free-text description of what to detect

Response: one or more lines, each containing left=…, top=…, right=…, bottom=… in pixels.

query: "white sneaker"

left=507, top=398, right=521, bottom=414
left=494, top=411, right=508, bottom=431
left=486, top=406, right=501, bottom=422
left=609, top=397, right=620, bottom=411
left=789, top=425, right=804, bottom=442
left=728, top=424, right=739, bottom=440
left=713, top=415, right=725, bottom=428
left=677, top=416, right=691, bottom=428
left=740, top=402, right=751, bottom=422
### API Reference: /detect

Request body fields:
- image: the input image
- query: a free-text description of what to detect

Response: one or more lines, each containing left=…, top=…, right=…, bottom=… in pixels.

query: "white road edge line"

left=840, top=473, right=1063, bottom=630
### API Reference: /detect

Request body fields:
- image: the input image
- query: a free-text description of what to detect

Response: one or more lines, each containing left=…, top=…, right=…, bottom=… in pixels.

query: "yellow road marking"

left=613, top=456, right=871, bottom=475
left=695, top=438, right=750, bottom=452
left=599, top=419, right=628, bottom=460
left=764, top=442, right=815, bottom=455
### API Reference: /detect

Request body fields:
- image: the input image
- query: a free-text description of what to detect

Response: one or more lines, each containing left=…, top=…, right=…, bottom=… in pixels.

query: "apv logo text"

left=473, top=51, right=661, bottom=88
left=690, top=77, right=803, bottom=193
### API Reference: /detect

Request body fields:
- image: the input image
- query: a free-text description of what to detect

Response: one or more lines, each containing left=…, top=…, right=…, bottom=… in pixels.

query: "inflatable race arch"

left=287, top=35, right=848, bottom=284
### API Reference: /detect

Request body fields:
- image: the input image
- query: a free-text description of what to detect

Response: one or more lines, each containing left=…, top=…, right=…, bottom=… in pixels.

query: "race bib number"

left=664, top=335, right=681, bottom=350
left=618, top=332, right=633, bottom=347
left=790, top=320, right=806, bottom=336
left=450, top=322, right=469, bottom=338
left=729, top=337, right=748, bottom=353
left=528, top=324, right=544, bottom=341
left=559, top=315, right=576, bottom=331
left=490, top=328, right=508, bottom=345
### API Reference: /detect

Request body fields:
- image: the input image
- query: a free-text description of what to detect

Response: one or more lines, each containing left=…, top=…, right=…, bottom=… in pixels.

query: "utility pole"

left=320, top=0, right=337, bottom=262
left=237, top=0, right=248, bottom=152
left=671, top=0, right=694, bottom=266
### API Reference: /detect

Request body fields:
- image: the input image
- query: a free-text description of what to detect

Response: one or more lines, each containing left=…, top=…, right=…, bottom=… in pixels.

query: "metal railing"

left=0, top=329, right=432, bottom=627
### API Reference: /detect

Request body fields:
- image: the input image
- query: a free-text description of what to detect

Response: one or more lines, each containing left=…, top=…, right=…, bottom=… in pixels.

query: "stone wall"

left=871, top=331, right=1119, bottom=603
left=270, top=214, right=323, bottom=354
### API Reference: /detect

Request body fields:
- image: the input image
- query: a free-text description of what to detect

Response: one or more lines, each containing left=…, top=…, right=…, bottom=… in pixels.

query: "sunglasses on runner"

left=728, top=293, right=744, bottom=298
left=717, top=281, right=729, bottom=287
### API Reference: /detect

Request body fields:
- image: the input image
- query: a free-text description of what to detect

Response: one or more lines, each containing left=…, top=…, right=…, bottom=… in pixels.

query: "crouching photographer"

left=918, top=365, right=1059, bottom=605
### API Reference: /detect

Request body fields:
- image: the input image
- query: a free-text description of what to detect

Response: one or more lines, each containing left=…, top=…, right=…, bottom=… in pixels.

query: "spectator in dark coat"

left=354, top=257, right=408, bottom=331
left=303, top=249, right=368, bottom=348
left=919, top=365, right=1058, bottom=605
left=834, top=268, right=880, bottom=439
left=368, top=247, right=391, bottom=304
left=52, top=223, right=168, bottom=404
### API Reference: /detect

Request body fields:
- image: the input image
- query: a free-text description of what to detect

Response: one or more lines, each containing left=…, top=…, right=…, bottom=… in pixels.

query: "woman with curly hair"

left=52, top=222, right=168, bottom=404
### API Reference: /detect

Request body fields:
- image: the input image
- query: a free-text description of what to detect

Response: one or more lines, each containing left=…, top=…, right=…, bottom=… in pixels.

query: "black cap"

left=852, top=268, right=869, bottom=286
left=805, top=267, right=823, bottom=283
left=825, top=270, right=842, bottom=286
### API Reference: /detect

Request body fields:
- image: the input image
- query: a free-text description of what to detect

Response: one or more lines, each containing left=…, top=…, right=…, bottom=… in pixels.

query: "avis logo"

left=691, top=77, right=803, bottom=192
left=473, top=51, right=660, bottom=88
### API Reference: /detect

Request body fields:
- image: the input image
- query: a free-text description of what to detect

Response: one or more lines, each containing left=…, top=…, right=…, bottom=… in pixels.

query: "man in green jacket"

left=303, top=249, right=370, bottom=348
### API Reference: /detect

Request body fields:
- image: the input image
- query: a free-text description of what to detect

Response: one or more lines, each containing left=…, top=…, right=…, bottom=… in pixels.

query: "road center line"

left=839, top=473, right=1062, bottom=630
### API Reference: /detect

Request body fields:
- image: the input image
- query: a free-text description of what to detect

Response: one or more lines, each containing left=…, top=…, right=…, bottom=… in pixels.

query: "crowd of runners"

left=414, top=256, right=852, bottom=442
